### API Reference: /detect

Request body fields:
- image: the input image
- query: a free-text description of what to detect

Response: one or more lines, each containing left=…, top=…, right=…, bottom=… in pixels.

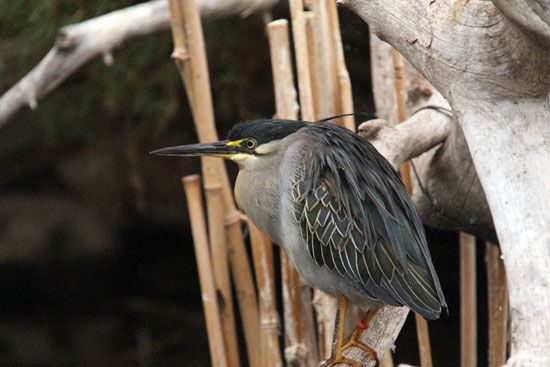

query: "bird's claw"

left=321, top=338, right=378, bottom=367
left=341, top=337, right=378, bottom=362
left=321, top=336, right=379, bottom=367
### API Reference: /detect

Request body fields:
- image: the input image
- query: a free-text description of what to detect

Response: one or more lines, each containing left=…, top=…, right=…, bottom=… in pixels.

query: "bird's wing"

left=291, top=122, right=446, bottom=319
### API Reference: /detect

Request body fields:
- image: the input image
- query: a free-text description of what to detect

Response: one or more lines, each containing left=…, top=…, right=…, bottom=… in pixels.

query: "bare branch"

left=347, top=1, right=550, bottom=365
left=492, top=0, right=550, bottom=44
left=345, top=0, right=549, bottom=99
left=359, top=108, right=451, bottom=170
left=0, top=0, right=168, bottom=128
left=0, top=0, right=276, bottom=128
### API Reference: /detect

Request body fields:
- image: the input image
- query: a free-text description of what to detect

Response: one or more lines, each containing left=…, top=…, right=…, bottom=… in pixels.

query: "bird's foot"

left=340, top=336, right=378, bottom=363
left=322, top=302, right=380, bottom=366
left=321, top=337, right=378, bottom=367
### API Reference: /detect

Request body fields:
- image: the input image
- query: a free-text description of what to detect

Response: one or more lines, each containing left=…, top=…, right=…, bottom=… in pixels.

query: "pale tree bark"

left=368, top=36, right=495, bottom=241
left=343, top=1, right=550, bottom=366
left=0, top=0, right=276, bottom=128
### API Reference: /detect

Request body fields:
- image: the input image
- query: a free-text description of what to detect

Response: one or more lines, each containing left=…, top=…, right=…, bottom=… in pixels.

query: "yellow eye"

left=245, top=139, right=257, bottom=149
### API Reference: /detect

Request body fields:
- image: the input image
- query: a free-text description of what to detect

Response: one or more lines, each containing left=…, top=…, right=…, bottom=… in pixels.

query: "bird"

left=151, top=118, right=447, bottom=366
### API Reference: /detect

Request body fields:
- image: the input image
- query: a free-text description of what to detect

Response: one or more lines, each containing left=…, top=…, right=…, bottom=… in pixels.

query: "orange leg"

left=322, top=303, right=380, bottom=367
left=341, top=307, right=380, bottom=362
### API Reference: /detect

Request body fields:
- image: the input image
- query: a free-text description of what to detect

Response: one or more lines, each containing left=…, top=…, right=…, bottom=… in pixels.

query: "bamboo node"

left=268, top=19, right=289, bottom=28
left=284, top=344, right=309, bottom=365
left=260, top=316, right=280, bottom=331
left=182, top=174, right=200, bottom=184
left=224, top=210, right=248, bottom=226
left=204, top=182, right=224, bottom=192
left=171, top=48, right=191, bottom=61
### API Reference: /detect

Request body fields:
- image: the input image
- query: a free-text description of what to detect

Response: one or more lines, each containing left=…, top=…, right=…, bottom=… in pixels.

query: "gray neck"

left=233, top=139, right=290, bottom=244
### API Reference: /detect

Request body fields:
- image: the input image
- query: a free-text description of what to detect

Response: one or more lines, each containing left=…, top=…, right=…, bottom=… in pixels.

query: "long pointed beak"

left=149, top=140, right=244, bottom=158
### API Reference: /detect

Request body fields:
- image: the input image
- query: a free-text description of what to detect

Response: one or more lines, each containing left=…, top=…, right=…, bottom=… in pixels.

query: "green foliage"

left=0, top=0, right=181, bottom=144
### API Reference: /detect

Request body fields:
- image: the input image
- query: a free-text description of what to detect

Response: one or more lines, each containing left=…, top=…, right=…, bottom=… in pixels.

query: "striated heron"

left=151, top=118, right=447, bottom=366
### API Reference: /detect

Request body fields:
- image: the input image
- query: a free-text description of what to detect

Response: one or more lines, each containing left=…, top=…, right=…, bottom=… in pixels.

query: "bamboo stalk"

left=289, top=0, right=315, bottom=122
left=268, top=20, right=299, bottom=122
left=205, top=184, right=240, bottom=367
left=182, top=175, right=228, bottom=367
left=327, top=0, right=354, bottom=131
left=460, top=233, right=477, bottom=367
left=391, top=48, right=433, bottom=367
left=224, top=224, right=260, bottom=367
left=299, top=285, right=319, bottom=366
left=310, top=0, right=338, bottom=120
left=249, top=223, right=283, bottom=367
left=313, top=291, right=338, bottom=359
left=486, top=242, right=509, bottom=367
left=167, top=0, right=195, bottom=114
left=306, top=3, right=334, bottom=360
left=414, top=319, right=433, bottom=367
left=268, top=18, right=305, bottom=365
left=281, top=252, right=308, bottom=363
left=167, top=1, right=260, bottom=365
left=268, top=18, right=318, bottom=366
left=304, top=12, right=320, bottom=119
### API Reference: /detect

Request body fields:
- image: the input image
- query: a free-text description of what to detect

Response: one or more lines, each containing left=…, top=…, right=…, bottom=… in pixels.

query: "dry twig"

left=268, top=18, right=317, bottom=367
left=486, top=242, right=509, bottom=367
left=182, top=175, right=228, bottom=366
left=249, top=223, right=283, bottom=367
left=310, top=0, right=338, bottom=121
left=328, top=1, right=354, bottom=131
left=289, top=0, right=315, bottom=122
left=205, top=185, right=240, bottom=366
left=460, top=232, right=477, bottom=367
left=167, top=1, right=260, bottom=365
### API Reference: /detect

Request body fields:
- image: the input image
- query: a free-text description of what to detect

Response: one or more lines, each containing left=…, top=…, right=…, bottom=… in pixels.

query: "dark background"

left=0, top=1, right=488, bottom=366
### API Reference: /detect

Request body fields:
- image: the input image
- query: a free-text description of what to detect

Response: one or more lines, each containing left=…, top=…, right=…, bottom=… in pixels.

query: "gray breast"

left=234, top=150, right=284, bottom=244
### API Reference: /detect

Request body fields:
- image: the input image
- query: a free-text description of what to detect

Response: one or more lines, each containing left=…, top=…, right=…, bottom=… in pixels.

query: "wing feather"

left=291, top=122, right=447, bottom=319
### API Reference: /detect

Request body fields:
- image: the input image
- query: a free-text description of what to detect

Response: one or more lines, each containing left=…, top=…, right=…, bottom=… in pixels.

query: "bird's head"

left=150, top=118, right=307, bottom=165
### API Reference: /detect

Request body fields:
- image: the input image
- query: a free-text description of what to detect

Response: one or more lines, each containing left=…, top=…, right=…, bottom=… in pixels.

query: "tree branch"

left=0, top=0, right=168, bottom=128
left=492, top=0, right=550, bottom=45
left=346, top=1, right=550, bottom=365
left=0, top=0, right=276, bottom=128
left=345, top=0, right=549, bottom=99
left=359, top=108, right=451, bottom=169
